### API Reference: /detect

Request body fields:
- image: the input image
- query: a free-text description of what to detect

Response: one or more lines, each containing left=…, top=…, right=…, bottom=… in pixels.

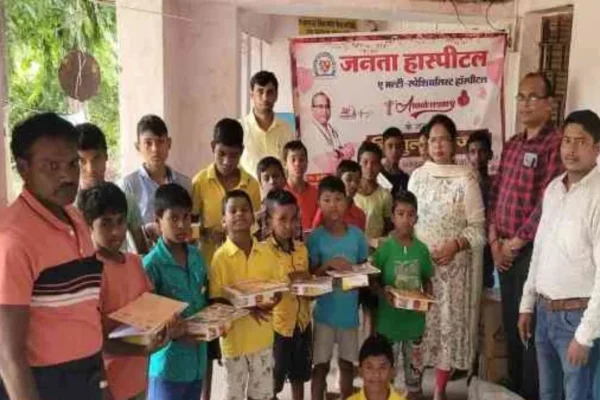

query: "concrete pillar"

left=117, top=0, right=166, bottom=175
left=163, top=1, right=239, bottom=176
left=117, top=0, right=239, bottom=178
left=566, top=0, right=600, bottom=113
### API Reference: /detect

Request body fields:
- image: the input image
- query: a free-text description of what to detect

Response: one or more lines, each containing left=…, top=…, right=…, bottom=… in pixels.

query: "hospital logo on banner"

left=313, top=52, right=336, bottom=78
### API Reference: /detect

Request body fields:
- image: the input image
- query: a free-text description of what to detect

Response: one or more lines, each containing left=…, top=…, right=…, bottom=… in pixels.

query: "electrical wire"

left=449, top=0, right=468, bottom=29
left=486, top=1, right=506, bottom=32
left=90, top=0, right=194, bottom=23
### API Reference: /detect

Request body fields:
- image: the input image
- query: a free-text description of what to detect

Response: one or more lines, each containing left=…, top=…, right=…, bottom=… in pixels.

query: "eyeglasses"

left=312, top=104, right=330, bottom=110
left=516, top=94, right=549, bottom=104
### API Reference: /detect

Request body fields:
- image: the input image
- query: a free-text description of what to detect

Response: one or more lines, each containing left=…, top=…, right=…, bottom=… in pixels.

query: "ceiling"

left=236, top=0, right=515, bottom=23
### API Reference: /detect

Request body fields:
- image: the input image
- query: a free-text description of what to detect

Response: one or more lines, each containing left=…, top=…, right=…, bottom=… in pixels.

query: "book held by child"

left=223, top=280, right=289, bottom=308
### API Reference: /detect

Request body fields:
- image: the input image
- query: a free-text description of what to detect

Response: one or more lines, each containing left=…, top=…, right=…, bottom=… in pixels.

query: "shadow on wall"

left=565, top=75, right=579, bottom=115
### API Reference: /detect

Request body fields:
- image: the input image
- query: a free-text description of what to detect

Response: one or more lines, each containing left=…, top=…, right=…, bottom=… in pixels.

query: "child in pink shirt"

left=78, top=182, right=166, bottom=400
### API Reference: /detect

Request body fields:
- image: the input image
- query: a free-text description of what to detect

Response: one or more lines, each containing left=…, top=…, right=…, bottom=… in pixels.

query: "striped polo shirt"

left=0, top=189, right=103, bottom=367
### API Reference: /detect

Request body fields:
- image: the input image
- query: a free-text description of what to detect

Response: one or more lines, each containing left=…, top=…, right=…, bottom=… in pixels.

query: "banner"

left=298, top=17, right=358, bottom=35
left=290, top=32, right=507, bottom=179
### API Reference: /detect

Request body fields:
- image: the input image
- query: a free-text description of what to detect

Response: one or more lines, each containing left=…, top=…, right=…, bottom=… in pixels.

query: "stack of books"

left=185, top=304, right=250, bottom=341
left=385, top=287, right=436, bottom=312
left=108, top=292, right=188, bottom=345
left=290, top=276, right=334, bottom=297
left=326, top=262, right=381, bottom=290
left=223, top=280, right=289, bottom=308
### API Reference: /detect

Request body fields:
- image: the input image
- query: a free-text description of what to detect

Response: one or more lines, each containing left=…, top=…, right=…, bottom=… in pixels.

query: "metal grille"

left=539, top=12, right=573, bottom=125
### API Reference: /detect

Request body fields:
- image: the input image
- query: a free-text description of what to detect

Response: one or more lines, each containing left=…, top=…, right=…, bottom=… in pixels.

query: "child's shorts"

left=312, top=322, right=359, bottom=365
left=223, top=347, right=273, bottom=400
left=358, top=282, right=378, bottom=311
left=273, top=325, right=313, bottom=394
left=147, top=378, right=202, bottom=400
left=207, top=338, right=222, bottom=362
left=392, top=339, right=424, bottom=394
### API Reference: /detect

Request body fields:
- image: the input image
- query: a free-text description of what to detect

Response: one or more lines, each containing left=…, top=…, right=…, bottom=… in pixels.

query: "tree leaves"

left=7, top=0, right=119, bottom=156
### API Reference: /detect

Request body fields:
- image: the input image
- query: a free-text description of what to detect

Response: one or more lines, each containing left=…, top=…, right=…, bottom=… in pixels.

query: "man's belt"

left=538, top=294, right=589, bottom=311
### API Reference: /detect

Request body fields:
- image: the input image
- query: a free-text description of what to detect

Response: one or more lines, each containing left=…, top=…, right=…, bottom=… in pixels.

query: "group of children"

left=75, top=114, right=495, bottom=400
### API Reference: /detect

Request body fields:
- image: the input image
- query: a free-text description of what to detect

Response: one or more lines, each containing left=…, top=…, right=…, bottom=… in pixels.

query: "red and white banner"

left=290, top=32, right=507, bottom=179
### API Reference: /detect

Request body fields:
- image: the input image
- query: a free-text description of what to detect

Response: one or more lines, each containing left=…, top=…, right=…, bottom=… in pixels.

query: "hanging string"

left=74, top=0, right=85, bottom=103
left=485, top=1, right=506, bottom=33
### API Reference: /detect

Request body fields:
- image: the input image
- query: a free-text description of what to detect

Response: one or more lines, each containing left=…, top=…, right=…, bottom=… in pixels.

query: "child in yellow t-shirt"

left=209, top=190, right=280, bottom=400
left=191, top=118, right=261, bottom=400
left=355, top=141, right=393, bottom=240
left=191, top=118, right=261, bottom=265
left=263, top=189, right=312, bottom=400
left=347, top=335, right=406, bottom=400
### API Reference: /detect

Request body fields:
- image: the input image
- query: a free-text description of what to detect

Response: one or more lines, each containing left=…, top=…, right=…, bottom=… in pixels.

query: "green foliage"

left=6, top=0, right=119, bottom=152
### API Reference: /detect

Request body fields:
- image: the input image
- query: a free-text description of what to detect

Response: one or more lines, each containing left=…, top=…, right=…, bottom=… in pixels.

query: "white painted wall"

left=566, top=0, right=600, bottom=114
left=239, top=9, right=273, bottom=42
left=518, top=0, right=573, bottom=14
left=264, top=15, right=298, bottom=113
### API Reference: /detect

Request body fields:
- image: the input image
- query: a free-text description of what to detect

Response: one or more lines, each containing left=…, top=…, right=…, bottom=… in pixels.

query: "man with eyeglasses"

left=488, top=72, right=564, bottom=399
left=303, top=91, right=355, bottom=174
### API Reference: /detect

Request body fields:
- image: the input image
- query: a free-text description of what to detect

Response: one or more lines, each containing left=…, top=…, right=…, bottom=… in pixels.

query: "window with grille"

left=539, top=11, right=573, bottom=125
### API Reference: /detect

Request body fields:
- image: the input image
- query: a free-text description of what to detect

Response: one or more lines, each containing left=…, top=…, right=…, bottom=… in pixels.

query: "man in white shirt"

left=239, top=71, right=293, bottom=178
left=518, top=109, right=600, bottom=400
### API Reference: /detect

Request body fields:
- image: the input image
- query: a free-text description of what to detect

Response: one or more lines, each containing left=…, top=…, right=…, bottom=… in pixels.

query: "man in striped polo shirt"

left=0, top=113, right=104, bottom=400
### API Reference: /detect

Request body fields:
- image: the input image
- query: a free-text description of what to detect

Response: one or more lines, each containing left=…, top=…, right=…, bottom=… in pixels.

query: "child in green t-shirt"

left=371, top=191, right=433, bottom=399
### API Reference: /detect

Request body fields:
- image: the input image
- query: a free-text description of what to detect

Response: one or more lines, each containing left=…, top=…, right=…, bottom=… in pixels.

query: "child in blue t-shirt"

left=143, top=183, right=208, bottom=400
left=308, top=176, right=369, bottom=400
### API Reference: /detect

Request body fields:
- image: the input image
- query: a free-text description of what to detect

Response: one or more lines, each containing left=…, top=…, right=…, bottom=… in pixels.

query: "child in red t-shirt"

left=283, top=140, right=319, bottom=231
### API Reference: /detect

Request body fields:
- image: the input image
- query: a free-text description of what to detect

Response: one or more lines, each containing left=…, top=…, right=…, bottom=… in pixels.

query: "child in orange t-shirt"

left=283, top=140, right=319, bottom=231
left=78, top=182, right=166, bottom=400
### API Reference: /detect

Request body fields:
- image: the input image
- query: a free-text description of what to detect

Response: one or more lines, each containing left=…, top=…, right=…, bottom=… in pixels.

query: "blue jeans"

left=148, top=378, right=203, bottom=400
left=536, top=302, right=599, bottom=400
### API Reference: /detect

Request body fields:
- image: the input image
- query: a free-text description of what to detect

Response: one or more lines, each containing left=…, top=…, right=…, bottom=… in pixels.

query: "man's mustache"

left=57, top=182, right=78, bottom=191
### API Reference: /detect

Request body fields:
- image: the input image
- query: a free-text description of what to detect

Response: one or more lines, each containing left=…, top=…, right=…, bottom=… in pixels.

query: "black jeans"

left=0, top=353, right=102, bottom=400
left=499, top=244, right=539, bottom=400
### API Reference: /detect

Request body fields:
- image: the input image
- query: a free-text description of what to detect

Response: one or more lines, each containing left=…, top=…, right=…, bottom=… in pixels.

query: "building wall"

left=565, top=0, right=600, bottom=113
